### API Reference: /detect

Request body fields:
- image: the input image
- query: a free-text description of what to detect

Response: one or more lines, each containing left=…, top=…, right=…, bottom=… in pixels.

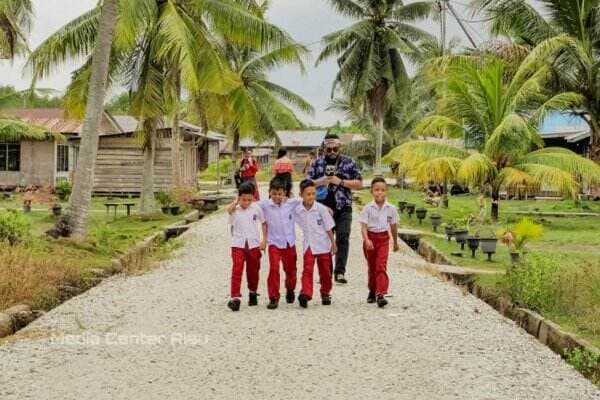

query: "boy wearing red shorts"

left=359, top=177, right=400, bottom=308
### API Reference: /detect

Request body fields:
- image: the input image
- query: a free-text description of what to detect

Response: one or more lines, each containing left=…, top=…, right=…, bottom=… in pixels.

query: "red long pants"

left=363, top=231, right=390, bottom=296
left=267, top=245, right=297, bottom=300
left=300, top=248, right=332, bottom=299
left=230, top=246, right=261, bottom=298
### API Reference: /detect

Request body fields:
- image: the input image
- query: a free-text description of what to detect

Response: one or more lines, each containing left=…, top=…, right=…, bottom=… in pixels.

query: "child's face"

left=301, top=186, right=316, bottom=206
left=371, top=182, right=387, bottom=203
left=270, top=188, right=285, bottom=205
left=238, top=193, right=254, bottom=209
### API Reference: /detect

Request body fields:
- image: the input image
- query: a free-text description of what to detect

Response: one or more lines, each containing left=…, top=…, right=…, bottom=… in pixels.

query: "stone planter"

left=430, top=214, right=442, bottom=232
left=444, top=226, right=454, bottom=241
left=467, top=236, right=480, bottom=257
left=453, top=229, right=469, bottom=250
left=51, top=205, right=62, bottom=217
left=398, top=201, right=407, bottom=214
left=480, top=237, right=498, bottom=261
left=405, top=203, right=416, bottom=218
left=415, top=208, right=427, bottom=224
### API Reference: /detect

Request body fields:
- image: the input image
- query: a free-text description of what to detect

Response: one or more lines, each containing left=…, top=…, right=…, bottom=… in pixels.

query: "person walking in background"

left=239, top=148, right=260, bottom=201
left=302, top=151, right=315, bottom=175
left=272, top=147, right=294, bottom=197
left=308, top=134, right=362, bottom=284
left=359, top=177, right=399, bottom=308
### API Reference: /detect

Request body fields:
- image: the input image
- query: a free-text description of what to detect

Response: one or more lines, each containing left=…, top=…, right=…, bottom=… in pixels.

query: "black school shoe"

left=267, top=299, right=279, bottom=310
left=377, top=296, right=388, bottom=308
left=249, top=292, right=258, bottom=306
left=228, top=298, right=241, bottom=312
left=367, top=291, right=376, bottom=304
left=298, top=294, right=309, bottom=308
left=285, top=290, right=295, bottom=304
left=321, top=294, right=332, bottom=306
left=334, top=274, right=348, bottom=284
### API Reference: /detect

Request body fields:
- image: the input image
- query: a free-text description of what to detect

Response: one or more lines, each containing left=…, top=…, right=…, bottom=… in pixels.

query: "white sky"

left=0, top=0, right=492, bottom=126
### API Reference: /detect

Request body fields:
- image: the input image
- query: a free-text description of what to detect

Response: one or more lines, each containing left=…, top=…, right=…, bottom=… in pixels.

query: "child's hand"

left=331, top=242, right=338, bottom=255
left=364, top=239, right=375, bottom=251
left=393, top=242, right=400, bottom=252
left=260, top=239, right=267, bottom=251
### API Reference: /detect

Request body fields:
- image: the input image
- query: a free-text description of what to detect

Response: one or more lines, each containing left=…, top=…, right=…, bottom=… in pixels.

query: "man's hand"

left=329, top=176, right=342, bottom=186
left=364, top=239, right=375, bottom=251
left=331, top=242, right=338, bottom=256
left=393, top=242, right=400, bottom=252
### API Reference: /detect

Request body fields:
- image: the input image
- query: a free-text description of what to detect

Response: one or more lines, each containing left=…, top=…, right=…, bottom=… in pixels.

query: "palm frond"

left=457, top=152, right=497, bottom=186
left=0, top=117, right=63, bottom=141
left=414, top=115, right=464, bottom=138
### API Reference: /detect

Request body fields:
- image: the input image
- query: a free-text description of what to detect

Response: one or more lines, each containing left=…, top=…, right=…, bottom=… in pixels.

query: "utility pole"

left=447, top=1, right=478, bottom=49
left=438, top=0, right=447, bottom=53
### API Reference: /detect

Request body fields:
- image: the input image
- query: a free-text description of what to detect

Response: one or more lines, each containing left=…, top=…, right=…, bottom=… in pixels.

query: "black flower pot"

left=161, top=206, right=171, bottom=214
left=405, top=203, right=416, bottom=218
left=467, top=236, right=480, bottom=257
left=398, top=201, right=407, bottom=214
left=480, top=238, right=498, bottom=261
left=415, top=208, right=427, bottom=224
left=453, top=229, right=469, bottom=250
left=430, top=214, right=442, bottom=232
left=170, top=206, right=181, bottom=216
left=444, top=226, right=454, bottom=241
left=52, top=205, right=62, bottom=217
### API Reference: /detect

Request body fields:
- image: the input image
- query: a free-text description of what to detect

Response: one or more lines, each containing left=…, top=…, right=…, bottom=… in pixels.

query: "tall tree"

left=473, top=0, right=600, bottom=162
left=317, top=0, right=435, bottom=174
left=0, top=0, right=32, bottom=59
left=68, top=0, right=119, bottom=238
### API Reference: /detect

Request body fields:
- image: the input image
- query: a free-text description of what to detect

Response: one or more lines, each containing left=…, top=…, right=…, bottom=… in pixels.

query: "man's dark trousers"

left=333, top=206, right=352, bottom=276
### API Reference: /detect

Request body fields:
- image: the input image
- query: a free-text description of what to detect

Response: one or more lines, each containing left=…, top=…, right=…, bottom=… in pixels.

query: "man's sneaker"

left=377, top=296, right=388, bottom=308
left=367, top=291, right=376, bottom=304
left=334, top=273, right=348, bottom=284
left=228, top=298, right=241, bottom=312
left=321, top=295, right=332, bottom=306
left=298, top=294, right=309, bottom=308
left=249, top=292, right=258, bottom=306
left=285, top=290, right=295, bottom=304
left=267, top=299, right=279, bottom=310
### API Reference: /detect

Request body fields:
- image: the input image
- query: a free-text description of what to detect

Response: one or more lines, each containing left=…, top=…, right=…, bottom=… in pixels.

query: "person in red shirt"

left=272, top=147, right=294, bottom=197
left=239, top=148, right=260, bottom=201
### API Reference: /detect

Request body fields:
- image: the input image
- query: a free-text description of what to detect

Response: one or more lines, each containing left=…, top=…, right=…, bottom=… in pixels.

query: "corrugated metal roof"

left=277, top=130, right=326, bottom=148
left=539, top=111, right=591, bottom=143
left=7, top=108, right=85, bottom=134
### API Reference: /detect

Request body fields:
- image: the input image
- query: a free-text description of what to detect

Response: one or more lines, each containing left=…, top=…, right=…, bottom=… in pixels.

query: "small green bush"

left=55, top=180, right=72, bottom=201
left=0, top=210, right=31, bottom=245
left=566, top=348, right=600, bottom=384
left=506, top=254, right=557, bottom=311
left=198, top=157, right=232, bottom=181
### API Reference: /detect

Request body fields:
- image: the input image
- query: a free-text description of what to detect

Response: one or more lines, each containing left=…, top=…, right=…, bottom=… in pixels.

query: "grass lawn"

left=0, top=194, right=184, bottom=311
left=357, top=186, right=600, bottom=348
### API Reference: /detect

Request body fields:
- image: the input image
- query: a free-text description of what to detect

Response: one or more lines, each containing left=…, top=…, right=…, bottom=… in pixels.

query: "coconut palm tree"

left=317, top=0, right=436, bottom=175
left=473, top=0, right=600, bottom=162
left=0, top=0, right=32, bottom=59
left=385, top=56, right=600, bottom=219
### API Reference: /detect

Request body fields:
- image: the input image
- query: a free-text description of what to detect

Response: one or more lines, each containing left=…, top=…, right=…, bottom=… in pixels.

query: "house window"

left=0, top=143, right=20, bottom=171
left=56, top=144, right=69, bottom=172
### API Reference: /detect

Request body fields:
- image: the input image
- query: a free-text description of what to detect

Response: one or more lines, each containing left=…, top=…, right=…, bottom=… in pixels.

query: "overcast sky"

left=0, top=0, right=490, bottom=126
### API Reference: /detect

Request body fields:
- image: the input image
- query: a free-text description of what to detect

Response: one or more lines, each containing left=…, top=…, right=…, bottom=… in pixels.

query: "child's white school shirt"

left=228, top=203, right=265, bottom=248
left=294, top=202, right=335, bottom=255
left=359, top=201, right=399, bottom=233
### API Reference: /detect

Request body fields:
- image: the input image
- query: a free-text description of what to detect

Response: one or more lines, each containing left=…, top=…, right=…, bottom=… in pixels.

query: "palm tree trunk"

left=491, top=189, right=500, bottom=221
left=68, top=0, right=118, bottom=239
left=140, top=131, right=156, bottom=216
left=369, top=84, right=387, bottom=176
left=171, top=71, right=182, bottom=187
left=590, top=115, right=600, bottom=163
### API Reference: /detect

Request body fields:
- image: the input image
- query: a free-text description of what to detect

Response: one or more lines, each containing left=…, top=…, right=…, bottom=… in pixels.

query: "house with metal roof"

left=539, top=111, right=591, bottom=156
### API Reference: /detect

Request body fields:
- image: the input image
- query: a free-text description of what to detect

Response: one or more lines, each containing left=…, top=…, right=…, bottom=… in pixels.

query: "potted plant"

left=155, top=192, right=171, bottom=214
left=415, top=207, right=427, bottom=224
left=55, top=180, right=72, bottom=202
left=405, top=203, right=416, bottom=218
left=442, top=220, right=455, bottom=241
left=169, top=184, right=195, bottom=215
left=430, top=213, right=442, bottom=232
left=453, top=223, right=469, bottom=250
left=398, top=201, right=407, bottom=214
left=499, top=218, right=544, bottom=264
left=466, top=235, right=480, bottom=257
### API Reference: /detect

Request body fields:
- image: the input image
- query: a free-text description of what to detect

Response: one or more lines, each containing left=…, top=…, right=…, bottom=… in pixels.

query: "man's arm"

left=327, top=229, right=337, bottom=255
left=329, top=177, right=362, bottom=190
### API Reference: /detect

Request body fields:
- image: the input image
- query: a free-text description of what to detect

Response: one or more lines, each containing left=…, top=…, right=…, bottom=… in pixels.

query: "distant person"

left=359, top=177, right=399, bottom=308
left=302, top=151, right=315, bottom=175
left=239, top=148, right=260, bottom=201
left=294, top=179, right=337, bottom=308
left=226, top=182, right=267, bottom=312
left=272, top=147, right=294, bottom=197
left=308, top=134, right=362, bottom=284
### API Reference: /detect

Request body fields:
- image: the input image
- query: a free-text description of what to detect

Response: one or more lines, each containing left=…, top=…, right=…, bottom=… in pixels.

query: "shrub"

left=55, top=180, right=72, bottom=201
left=0, top=210, right=31, bottom=245
left=198, top=157, right=232, bottom=181
left=506, top=254, right=557, bottom=311
left=169, top=184, right=196, bottom=205
left=155, top=191, right=171, bottom=206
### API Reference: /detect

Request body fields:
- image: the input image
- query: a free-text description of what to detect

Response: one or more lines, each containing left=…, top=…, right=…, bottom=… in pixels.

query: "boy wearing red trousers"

left=257, top=177, right=302, bottom=310
left=359, top=177, right=400, bottom=308
left=226, top=182, right=267, bottom=312
left=294, top=179, right=337, bottom=308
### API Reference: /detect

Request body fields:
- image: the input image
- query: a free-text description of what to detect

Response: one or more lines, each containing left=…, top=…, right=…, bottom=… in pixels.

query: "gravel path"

left=1, top=206, right=599, bottom=399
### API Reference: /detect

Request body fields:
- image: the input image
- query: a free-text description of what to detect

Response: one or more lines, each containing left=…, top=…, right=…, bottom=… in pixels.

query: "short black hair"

left=277, top=148, right=287, bottom=159
left=324, top=133, right=339, bottom=141
left=299, top=179, right=315, bottom=193
left=238, top=181, right=255, bottom=196
left=371, top=177, right=387, bottom=187
left=269, top=177, right=286, bottom=192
